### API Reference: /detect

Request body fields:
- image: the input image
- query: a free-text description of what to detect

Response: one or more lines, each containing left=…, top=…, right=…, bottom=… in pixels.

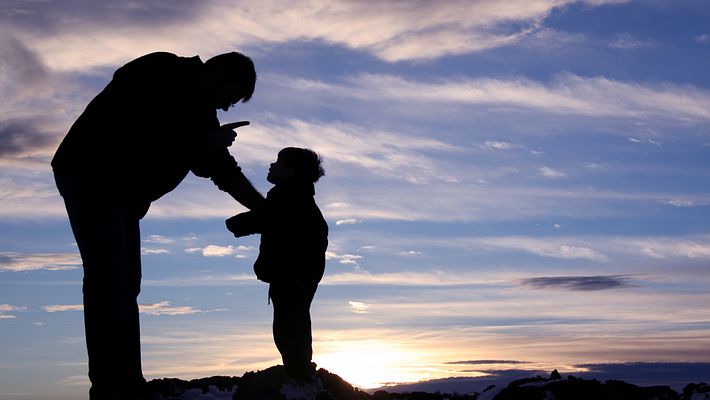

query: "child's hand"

left=225, top=214, right=241, bottom=235
left=226, top=211, right=261, bottom=237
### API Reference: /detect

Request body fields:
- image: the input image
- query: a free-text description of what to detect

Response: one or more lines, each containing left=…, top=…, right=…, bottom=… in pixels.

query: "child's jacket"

left=226, top=182, right=328, bottom=284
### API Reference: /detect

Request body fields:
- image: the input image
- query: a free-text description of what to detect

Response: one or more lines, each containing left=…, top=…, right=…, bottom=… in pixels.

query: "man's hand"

left=210, top=121, right=250, bottom=148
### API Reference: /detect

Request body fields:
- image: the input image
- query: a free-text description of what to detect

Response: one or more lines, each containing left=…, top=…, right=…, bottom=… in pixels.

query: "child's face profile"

left=267, top=155, right=294, bottom=185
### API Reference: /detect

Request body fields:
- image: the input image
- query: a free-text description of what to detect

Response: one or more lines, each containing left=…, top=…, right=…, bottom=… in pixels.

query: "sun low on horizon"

left=316, top=341, right=429, bottom=388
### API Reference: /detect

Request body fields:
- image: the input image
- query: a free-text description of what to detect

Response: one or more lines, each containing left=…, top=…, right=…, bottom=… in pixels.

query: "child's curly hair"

left=278, top=147, right=325, bottom=183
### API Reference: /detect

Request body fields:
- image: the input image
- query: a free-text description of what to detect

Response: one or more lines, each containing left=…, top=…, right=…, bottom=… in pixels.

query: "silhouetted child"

left=226, top=147, right=328, bottom=383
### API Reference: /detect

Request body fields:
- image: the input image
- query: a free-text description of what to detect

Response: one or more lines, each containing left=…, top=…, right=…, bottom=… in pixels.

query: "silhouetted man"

left=52, top=51, right=265, bottom=400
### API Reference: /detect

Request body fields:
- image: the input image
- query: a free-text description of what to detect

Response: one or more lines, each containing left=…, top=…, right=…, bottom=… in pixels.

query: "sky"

left=1, top=0, right=710, bottom=398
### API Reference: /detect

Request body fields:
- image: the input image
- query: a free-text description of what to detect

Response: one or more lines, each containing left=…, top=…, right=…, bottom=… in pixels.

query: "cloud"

left=348, top=301, right=370, bottom=314
left=608, top=33, right=658, bottom=49
left=138, top=269, right=500, bottom=287
left=336, top=219, right=361, bottom=226
left=326, top=251, right=362, bottom=267
left=142, top=273, right=256, bottom=287
left=322, top=270, right=498, bottom=286
left=0, top=175, right=67, bottom=220
left=584, top=162, right=608, bottom=171
left=42, top=304, right=83, bottom=312
left=0, top=252, right=81, bottom=272
left=189, top=244, right=253, bottom=258
left=141, top=248, right=170, bottom=255
left=233, top=118, right=461, bottom=184
left=627, top=237, right=710, bottom=259
left=0, top=304, right=21, bottom=318
left=143, top=235, right=175, bottom=244
left=629, top=137, right=662, bottom=146
left=201, top=245, right=236, bottom=257
left=0, top=119, right=58, bottom=159
left=666, top=198, right=695, bottom=207
left=382, top=233, right=710, bottom=265
left=480, top=140, right=514, bottom=150
left=446, top=360, right=530, bottom=365
left=399, top=251, right=422, bottom=256
left=139, top=301, right=202, bottom=316
left=2, top=0, right=627, bottom=71
left=278, top=72, right=710, bottom=123
left=695, top=34, right=710, bottom=44
left=521, top=275, right=635, bottom=291
left=0, top=37, right=50, bottom=96
left=474, top=237, right=609, bottom=262
left=52, top=301, right=204, bottom=318
left=539, top=166, right=567, bottom=178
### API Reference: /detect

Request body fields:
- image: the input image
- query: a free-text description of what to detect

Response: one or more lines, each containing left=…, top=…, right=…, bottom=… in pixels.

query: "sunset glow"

left=315, top=340, right=434, bottom=389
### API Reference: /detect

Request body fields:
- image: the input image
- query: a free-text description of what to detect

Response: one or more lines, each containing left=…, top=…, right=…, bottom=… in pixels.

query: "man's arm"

left=191, top=147, right=266, bottom=210
left=214, top=170, right=266, bottom=211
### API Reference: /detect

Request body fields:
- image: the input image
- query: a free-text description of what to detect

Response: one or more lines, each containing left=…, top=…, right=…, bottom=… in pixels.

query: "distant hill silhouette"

left=142, top=366, right=709, bottom=400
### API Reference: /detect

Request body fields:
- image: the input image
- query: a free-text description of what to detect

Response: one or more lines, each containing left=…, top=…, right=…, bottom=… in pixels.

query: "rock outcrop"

left=143, top=367, right=709, bottom=400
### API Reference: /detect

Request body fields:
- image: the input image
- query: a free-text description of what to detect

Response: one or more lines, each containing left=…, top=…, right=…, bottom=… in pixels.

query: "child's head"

left=267, top=147, right=325, bottom=185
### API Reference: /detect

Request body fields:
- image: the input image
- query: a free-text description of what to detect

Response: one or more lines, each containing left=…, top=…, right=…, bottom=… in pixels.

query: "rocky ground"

left=144, top=366, right=709, bottom=400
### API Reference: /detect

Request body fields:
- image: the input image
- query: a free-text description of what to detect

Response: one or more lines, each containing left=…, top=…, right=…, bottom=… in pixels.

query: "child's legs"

left=269, top=282, right=318, bottom=376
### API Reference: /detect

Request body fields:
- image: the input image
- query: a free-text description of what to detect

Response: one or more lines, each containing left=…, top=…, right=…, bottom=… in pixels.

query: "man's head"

left=204, top=52, right=256, bottom=111
left=267, top=147, right=325, bottom=185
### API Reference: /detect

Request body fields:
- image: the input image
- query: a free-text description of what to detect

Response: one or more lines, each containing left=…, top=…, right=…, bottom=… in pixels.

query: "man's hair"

left=279, top=147, right=325, bottom=183
left=205, top=52, right=256, bottom=102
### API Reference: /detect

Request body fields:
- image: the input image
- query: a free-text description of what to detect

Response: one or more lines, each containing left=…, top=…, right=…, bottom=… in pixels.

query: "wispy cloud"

left=42, top=304, right=83, bottom=312
left=0, top=252, right=80, bottom=272
left=665, top=198, right=695, bottom=207
left=201, top=245, right=237, bottom=257
left=142, top=273, right=256, bottom=287
left=521, top=275, right=635, bottom=291
left=276, top=72, right=710, bottom=123
left=348, top=301, right=370, bottom=314
left=0, top=304, right=21, bottom=319
left=0, top=119, right=58, bottom=159
left=474, top=237, right=609, bottom=262
left=139, top=301, right=202, bottom=316
left=234, top=118, right=461, bottom=183
left=322, top=270, right=499, bottom=286
left=2, top=0, right=625, bottom=71
left=623, top=237, right=710, bottom=259
left=629, top=137, right=662, bottom=146
left=608, top=33, right=658, bottom=49
left=41, top=301, right=209, bottom=316
left=446, top=360, right=530, bottom=365
left=336, top=219, right=361, bottom=226
left=0, top=177, right=66, bottom=219
left=143, top=235, right=175, bottom=244
left=480, top=140, right=515, bottom=150
left=326, top=251, right=362, bottom=267
left=539, top=166, right=567, bottom=178
left=141, top=248, right=170, bottom=255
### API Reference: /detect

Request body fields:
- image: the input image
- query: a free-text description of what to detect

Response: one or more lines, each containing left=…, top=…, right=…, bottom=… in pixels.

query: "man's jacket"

left=226, top=183, right=328, bottom=284
left=52, top=52, right=255, bottom=205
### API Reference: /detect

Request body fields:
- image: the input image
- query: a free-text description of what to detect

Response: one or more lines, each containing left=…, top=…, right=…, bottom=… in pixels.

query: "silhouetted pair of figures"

left=52, top=52, right=328, bottom=400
